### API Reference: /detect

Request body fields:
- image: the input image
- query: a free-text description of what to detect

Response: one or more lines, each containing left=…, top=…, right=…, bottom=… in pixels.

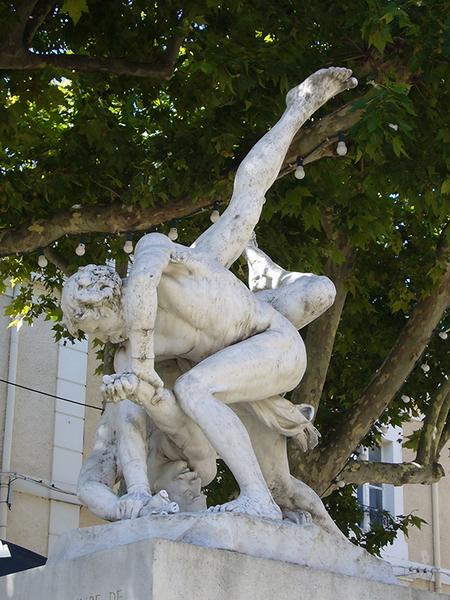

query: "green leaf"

left=368, top=25, right=393, bottom=53
left=441, top=179, right=450, bottom=194
left=62, top=0, right=88, bottom=25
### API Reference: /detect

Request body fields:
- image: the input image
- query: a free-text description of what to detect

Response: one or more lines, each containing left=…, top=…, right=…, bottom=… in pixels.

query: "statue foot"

left=139, top=489, right=179, bottom=517
left=282, top=509, right=312, bottom=525
left=207, top=495, right=282, bottom=520
left=286, top=67, right=358, bottom=111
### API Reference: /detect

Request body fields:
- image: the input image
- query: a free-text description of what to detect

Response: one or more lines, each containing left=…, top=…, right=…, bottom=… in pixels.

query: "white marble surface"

left=1, top=535, right=447, bottom=600
left=61, top=68, right=358, bottom=532
left=47, top=512, right=395, bottom=585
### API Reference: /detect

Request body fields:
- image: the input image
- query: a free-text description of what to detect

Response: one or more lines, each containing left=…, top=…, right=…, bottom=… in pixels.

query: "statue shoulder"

left=135, top=232, right=174, bottom=253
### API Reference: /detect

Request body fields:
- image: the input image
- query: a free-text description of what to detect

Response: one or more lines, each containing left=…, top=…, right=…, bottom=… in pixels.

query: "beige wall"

left=0, top=293, right=12, bottom=463
left=402, top=419, right=450, bottom=593
left=6, top=492, right=50, bottom=557
left=0, top=302, right=59, bottom=555
left=10, top=315, right=58, bottom=480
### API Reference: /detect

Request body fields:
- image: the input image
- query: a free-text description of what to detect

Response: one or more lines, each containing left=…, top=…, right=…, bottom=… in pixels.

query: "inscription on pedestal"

left=77, top=590, right=123, bottom=600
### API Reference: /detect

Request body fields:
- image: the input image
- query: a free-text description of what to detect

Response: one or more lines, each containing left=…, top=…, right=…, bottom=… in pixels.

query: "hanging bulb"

left=401, top=395, right=410, bottom=404
left=168, top=220, right=178, bottom=241
left=336, top=132, right=348, bottom=156
left=210, top=203, right=220, bottom=223
left=439, top=331, right=448, bottom=340
left=37, top=250, right=48, bottom=268
left=421, top=363, right=430, bottom=373
left=75, top=239, right=86, bottom=257
left=294, top=157, right=305, bottom=179
left=123, top=233, right=133, bottom=254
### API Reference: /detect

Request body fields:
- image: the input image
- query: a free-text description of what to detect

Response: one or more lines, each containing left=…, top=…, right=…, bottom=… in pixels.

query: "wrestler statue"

left=61, top=67, right=357, bottom=532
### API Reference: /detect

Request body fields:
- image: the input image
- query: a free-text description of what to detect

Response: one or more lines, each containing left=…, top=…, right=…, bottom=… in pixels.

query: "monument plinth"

left=0, top=514, right=446, bottom=600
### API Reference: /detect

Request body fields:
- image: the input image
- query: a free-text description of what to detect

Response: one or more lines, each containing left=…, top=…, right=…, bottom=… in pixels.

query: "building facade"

left=0, top=286, right=449, bottom=593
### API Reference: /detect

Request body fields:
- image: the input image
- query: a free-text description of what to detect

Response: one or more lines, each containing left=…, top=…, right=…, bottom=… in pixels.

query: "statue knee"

left=173, top=371, right=205, bottom=416
left=315, top=276, right=336, bottom=310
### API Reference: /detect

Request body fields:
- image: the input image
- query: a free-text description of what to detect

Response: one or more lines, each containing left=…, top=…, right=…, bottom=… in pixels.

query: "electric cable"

left=0, top=378, right=102, bottom=411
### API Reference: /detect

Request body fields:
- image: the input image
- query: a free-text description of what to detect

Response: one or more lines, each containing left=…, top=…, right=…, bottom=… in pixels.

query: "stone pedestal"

left=1, top=514, right=447, bottom=599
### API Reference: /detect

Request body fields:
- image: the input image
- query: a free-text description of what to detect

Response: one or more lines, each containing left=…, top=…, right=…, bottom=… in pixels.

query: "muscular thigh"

left=256, top=274, right=335, bottom=330
left=180, top=321, right=306, bottom=403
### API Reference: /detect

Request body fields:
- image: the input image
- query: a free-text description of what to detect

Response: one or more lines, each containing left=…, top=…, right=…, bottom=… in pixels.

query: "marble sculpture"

left=61, top=67, right=358, bottom=534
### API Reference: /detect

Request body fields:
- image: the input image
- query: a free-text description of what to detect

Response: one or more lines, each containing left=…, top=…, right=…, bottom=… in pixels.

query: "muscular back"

left=153, top=244, right=275, bottom=363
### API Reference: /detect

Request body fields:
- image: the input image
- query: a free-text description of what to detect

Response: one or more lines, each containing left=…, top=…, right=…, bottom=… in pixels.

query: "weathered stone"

left=1, top=533, right=447, bottom=600
left=47, top=513, right=395, bottom=585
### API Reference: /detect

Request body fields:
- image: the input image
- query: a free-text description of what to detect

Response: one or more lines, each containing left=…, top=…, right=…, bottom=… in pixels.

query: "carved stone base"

left=0, top=539, right=444, bottom=600
left=47, top=512, right=395, bottom=583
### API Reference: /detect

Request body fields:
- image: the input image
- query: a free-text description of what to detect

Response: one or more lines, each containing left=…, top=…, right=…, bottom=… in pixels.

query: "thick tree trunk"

left=291, top=249, right=353, bottom=413
left=416, top=378, right=450, bottom=464
left=296, top=258, right=450, bottom=495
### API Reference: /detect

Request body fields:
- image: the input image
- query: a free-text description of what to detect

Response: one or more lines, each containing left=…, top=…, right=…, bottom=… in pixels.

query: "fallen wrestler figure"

left=61, top=67, right=357, bottom=531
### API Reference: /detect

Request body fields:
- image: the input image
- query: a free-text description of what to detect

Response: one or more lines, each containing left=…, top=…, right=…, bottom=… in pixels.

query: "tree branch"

left=0, top=197, right=215, bottom=257
left=436, top=420, right=450, bottom=457
left=299, top=243, right=450, bottom=494
left=416, top=378, right=450, bottom=464
left=2, top=1, right=39, bottom=51
left=43, top=246, right=72, bottom=276
left=0, top=98, right=368, bottom=258
left=0, top=1, right=185, bottom=80
left=0, top=41, right=184, bottom=79
left=277, top=96, right=365, bottom=178
left=23, top=0, right=57, bottom=47
left=340, top=460, right=445, bottom=487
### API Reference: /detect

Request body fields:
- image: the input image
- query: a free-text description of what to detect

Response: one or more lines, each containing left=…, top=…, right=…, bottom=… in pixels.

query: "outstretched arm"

left=192, top=68, right=357, bottom=268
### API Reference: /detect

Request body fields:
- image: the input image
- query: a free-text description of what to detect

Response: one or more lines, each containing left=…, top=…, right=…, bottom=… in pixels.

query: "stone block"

left=1, top=535, right=447, bottom=600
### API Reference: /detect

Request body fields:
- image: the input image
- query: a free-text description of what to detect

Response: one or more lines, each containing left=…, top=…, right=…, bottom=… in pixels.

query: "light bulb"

left=168, top=227, right=178, bottom=241
left=294, top=164, right=305, bottom=179
left=123, top=239, right=133, bottom=254
left=401, top=395, right=410, bottom=404
left=439, top=331, right=448, bottom=340
left=421, top=363, right=430, bottom=373
left=336, top=140, right=348, bottom=156
left=75, top=242, right=86, bottom=257
left=38, top=253, right=48, bottom=268
left=210, top=209, right=220, bottom=223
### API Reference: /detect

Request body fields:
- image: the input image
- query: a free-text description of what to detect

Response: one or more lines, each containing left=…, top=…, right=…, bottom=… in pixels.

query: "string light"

left=439, top=331, right=448, bottom=340
left=210, top=202, right=220, bottom=223
left=37, top=249, right=48, bottom=268
left=75, top=238, right=86, bottom=256
left=123, top=233, right=134, bottom=254
left=336, top=132, right=348, bottom=156
left=168, top=220, right=179, bottom=241
left=421, top=363, right=430, bottom=373
left=294, top=157, right=305, bottom=179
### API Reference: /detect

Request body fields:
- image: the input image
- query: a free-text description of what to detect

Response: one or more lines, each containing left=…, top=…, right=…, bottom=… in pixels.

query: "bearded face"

left=61, top=264, right=126, bottom=342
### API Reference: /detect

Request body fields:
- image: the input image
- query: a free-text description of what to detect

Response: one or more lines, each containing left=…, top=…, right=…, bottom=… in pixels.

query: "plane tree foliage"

left=0, top=1, right=448, bottom=553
